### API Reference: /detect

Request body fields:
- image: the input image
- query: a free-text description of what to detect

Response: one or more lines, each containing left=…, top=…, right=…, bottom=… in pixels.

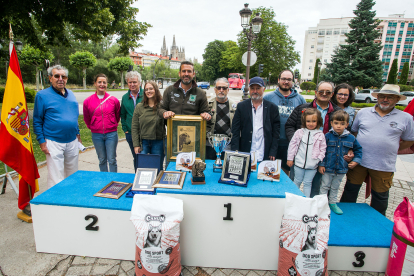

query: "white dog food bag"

left=278, top=193, right=330, bottom=276
left=130, top=194, right=183, bottom=276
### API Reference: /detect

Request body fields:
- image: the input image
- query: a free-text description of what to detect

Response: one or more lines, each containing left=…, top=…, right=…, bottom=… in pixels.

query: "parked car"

left=397, top=91, right=414, bottom=106
left=197, top=82, right=210, bottom=89
left=354, top=89, right=379, bottom=103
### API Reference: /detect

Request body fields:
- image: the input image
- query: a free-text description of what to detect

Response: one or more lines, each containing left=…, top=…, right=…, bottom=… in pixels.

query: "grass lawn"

left=0, top=116, right=125, bottom=175
left=300, top=90, right=316, bottom=95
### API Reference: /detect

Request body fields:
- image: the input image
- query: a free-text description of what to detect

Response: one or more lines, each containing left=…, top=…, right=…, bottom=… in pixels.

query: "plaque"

left=257, top=160, right=281, bottom=182
left=219, top=151, right=251, bottom=187
left=94, top=181, right=132, bottom=199
left=132, top=168, right=158, bottom=191
left=152, top=171, right=186, bottom=189
left=167, top=115, right=206, bottom=162
left=176, top=152, right=196, bottom=171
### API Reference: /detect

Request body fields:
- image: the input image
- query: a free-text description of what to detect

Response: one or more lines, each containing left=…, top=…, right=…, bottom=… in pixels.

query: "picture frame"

left=132, top=168, right=158, bottom=191
left=152, top=171, right=186, bottom=189
left=219, top=151, right=251, bottom=187
left=167, top=115, right=206, bottom=162
left=94, top=181, right=132, bottom=199
left=257, top=160, right=281, bottom=182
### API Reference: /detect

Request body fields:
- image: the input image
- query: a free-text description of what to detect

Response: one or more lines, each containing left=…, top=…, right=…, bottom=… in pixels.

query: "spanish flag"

left=0, top=44, right=39, bottom=210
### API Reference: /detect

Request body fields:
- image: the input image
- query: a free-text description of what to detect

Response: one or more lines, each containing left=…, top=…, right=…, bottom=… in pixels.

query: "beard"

left=216, top=94, right=227, bottom=101
left=251, top=93, right=263, bottom=100
left=181, top=76, right=192, bottom=85
left=279, top=85, right=291, bottom=92
left=378, top=102, right=395, bottom=111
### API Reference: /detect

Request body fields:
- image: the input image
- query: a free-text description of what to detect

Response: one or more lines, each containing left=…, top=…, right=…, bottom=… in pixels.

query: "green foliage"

left=219, top=41, right=244, bottom=76
left=108, top=57, right=133, bottom=73
left=0, top=87, right=36, bottom=103
left=19, top=45, right=54, bottom=67
left=0, top=0, right=151, bottom=55
left=237, top=6, right=300, bottom=79
left=387, top=59, right=399, bottom=84
left=410, top=79, right=414, bottom=86
left=300, top=81, right=316, bottom=91
left=323, top=0, right=383, bottom=88
left=69, top=51, right=97, bottom=69
left=312, top=59, right=321, bottom=84
left=398, top=84, right=414, bottom=92
left=399, top=62, right=409, bottom=85
left=202, top=40, right=226, bottom=81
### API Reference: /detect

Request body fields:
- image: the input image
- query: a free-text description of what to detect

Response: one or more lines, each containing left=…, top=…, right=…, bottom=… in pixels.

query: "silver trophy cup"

left=208, top=134, right=231, bottom=170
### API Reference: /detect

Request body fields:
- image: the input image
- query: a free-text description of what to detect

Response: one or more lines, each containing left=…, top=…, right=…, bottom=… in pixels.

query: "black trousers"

left=340, top=181, right=389, bottom=216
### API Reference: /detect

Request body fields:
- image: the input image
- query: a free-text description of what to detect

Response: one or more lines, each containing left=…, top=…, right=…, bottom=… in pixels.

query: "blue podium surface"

left=157, top=160, right=304, bottom=198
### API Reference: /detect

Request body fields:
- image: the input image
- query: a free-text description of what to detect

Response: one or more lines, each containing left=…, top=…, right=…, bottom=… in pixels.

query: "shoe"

left=329, top=203, right=343, bottom=215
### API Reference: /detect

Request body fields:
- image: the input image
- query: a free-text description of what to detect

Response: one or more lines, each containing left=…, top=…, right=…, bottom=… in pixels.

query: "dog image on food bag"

left=301, top=225, right=317, bottom=251
left=144, top=225, right=162, bottom=248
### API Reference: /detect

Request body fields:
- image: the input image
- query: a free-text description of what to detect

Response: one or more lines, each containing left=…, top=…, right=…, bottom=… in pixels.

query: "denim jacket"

left=319, top=129, right=362, bottom=174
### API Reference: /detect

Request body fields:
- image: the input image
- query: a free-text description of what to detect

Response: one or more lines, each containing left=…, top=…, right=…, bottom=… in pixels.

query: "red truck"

left=228, top=73, right=245, bottom=90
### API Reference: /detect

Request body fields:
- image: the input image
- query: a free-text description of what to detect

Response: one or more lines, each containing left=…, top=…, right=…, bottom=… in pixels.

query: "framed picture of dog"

left=94, top=181, right=132, bottom=199
left=152, top=171, right=186, bottom=189
left=166, top=115, right=206, bottom=162
left=132, top=168, right=158, bottom=192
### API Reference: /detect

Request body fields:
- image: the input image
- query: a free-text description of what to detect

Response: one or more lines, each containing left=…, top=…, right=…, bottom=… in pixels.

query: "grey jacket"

left=206, top=98, right=237, bottom=135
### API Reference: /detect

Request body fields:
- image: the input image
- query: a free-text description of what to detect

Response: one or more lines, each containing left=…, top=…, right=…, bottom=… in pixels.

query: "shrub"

left=398, top=84, right=414, bottom=92
left=300, top=81, right=316, bottom=91
left=410, top=79, right=414, bottom=86
left=0, top=87, right=36, bottom=103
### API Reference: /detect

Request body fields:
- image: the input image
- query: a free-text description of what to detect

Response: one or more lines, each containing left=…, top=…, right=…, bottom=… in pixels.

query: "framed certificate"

left=94, top=181, right=132, bottom=199
left=219, top=151, right=251, bottom=187
left=152, top=171, right=186, bottom=189
left=132, top=168, right=158, bottom=191
left=167, top=115, right=206, bottom=162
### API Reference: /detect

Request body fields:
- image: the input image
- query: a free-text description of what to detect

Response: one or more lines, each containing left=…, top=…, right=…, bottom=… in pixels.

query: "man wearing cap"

left=340, top=84, right=414, bottom=216
left=231, top=77, right=280, bottom=162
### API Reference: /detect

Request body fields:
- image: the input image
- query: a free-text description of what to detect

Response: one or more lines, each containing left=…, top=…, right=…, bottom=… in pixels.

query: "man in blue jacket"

left=263, top=70, right=306, bottom=174
left=33, top=65, right=81, bottom=189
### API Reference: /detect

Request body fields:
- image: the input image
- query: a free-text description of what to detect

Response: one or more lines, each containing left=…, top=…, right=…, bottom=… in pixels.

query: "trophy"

left=208, top=133, right=232, bottom=171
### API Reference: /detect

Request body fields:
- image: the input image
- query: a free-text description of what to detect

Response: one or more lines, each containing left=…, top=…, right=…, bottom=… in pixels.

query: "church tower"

left=171, top=35, right=179, bottom=59
left=161, top=36, right=168, bottom=56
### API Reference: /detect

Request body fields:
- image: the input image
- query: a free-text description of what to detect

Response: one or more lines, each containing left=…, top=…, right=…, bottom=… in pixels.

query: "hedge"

left=300, top=81, right=316, bottom=91
left=398, top=84, right=414, bottom=92
left=0, top=87, right=36, bottom=103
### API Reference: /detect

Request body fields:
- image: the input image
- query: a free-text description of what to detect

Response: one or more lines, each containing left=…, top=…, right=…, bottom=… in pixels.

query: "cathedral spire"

left=163, top=36, right=166, bottom=49
left=172, top=35, right=176, bottom=47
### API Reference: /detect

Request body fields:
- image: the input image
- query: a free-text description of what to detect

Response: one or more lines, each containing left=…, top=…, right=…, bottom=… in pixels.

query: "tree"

left=202, top=40, right=226, bottom=82
left=323, top=0, right=383, bottom=88
left=399, top=62, right=409, bottom=85
left=19, top=45, right=54, bottom=91
left=0, top=0, right=151, bottom=55
left=69, top=51, right=97, bottom=89
left=238, top=7, right=300, bottom=79
left=219, top=41, right=244, bottom=76
left=387, top=59, right=398, bottom=84
left=107, top=57, right=133, bottom=89
left=312, top=59, right=321, bottom=84
left=410, top=79, right=414, bottom=86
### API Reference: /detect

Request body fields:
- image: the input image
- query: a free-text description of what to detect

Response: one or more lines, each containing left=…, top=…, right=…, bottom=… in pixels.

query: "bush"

left=300, top=81, right=316, bottom=91
left=410, top=79, right=414, bottom=86
left=0, top=87, right=36, bottom=103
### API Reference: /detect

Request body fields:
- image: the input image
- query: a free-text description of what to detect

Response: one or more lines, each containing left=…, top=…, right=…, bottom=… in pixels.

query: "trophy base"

left=191, top=177, right=206, bottom=185
left=213, top=164, right=223, bottom=172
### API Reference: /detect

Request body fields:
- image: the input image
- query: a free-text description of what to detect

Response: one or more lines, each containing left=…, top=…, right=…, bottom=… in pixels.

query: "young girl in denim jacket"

left=287, top=108, right=327, bottom=198
left=318, top=110, right=362, bottom=215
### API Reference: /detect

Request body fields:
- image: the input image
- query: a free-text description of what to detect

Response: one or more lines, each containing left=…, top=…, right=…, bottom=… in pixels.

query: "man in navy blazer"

left=231, top=77, right=280, bottom=161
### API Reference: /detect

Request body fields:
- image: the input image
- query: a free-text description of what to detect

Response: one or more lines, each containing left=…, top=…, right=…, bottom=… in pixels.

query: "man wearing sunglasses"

left=341, top=84, right=414, bottom=216
left=285, top=81, right=342, bottom=197
left=33, top=65, right=81, bottom=189
left=205, top=78, right=237, bottom=160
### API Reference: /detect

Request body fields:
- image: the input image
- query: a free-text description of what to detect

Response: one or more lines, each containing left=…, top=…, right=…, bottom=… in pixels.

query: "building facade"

left=161, top=35, right=185, bottom=61
left=301, top=15, right=414, bottom=84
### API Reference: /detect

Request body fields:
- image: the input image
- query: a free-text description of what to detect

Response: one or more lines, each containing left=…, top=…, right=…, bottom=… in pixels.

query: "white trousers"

left=45, top=138, right=79, bottom=189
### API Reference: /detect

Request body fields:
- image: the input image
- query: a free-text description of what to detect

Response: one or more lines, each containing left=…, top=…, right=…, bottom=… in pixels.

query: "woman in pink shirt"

left=83, top=74, right=121, bottom=172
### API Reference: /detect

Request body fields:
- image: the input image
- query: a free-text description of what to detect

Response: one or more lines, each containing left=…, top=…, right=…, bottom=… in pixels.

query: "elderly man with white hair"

left=120, top=71, right=143, bottom=171
left=340, top=84, right=414, bottom=216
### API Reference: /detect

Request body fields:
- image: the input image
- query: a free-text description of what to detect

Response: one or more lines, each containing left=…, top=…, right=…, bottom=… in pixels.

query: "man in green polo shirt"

left=121, top=71, right=143, bottom=171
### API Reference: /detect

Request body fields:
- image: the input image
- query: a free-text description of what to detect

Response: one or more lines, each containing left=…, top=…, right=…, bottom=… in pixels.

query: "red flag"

left=0, top=45, right=40, bottom=210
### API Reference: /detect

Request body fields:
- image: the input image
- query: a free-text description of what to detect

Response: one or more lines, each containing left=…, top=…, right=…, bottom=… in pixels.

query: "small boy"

left=318, top=110, right=362, bottom=215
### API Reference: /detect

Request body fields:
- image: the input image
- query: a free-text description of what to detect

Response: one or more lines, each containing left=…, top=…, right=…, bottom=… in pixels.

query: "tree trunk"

left=36, top=67, right=40, bottom=91
left=83, top=68, right=86, bottom=90
left=121, top=71, right=124, bottom=89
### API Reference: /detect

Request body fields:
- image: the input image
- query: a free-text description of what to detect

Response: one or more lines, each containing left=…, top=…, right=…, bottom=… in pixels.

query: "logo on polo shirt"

left=189, top=95, right=197, bottom=102
left=390, top=121, right=398, bottom=128
left=174, top=93, right=180, bottom=97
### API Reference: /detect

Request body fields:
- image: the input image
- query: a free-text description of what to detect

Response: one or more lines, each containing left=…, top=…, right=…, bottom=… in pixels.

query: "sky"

left=132, top=0, right=414, bottom=71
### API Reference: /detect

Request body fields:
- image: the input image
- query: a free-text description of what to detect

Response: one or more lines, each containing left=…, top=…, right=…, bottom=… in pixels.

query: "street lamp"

left=316, top=61, right=322, bottom=85
left=239, top=3, right=263, bottom=100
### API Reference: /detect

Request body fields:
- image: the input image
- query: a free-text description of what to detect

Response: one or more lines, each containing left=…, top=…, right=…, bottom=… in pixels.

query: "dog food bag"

left=278, top=192, right=330, bottom=276
left=385, top=197, right=414, bottom=276
left=130, top=194, right=184, bottom=276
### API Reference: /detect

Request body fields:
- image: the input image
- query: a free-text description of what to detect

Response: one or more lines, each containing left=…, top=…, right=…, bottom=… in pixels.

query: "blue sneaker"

left=329, top=203, right=343, bottom=215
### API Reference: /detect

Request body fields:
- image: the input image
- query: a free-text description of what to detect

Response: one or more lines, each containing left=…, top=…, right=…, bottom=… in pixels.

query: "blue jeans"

left=141, top=139, right=164, bottom=157
left=293, top=166, right=317, bottom=198
left=320, top=173, right=345, bottom=204
left=125, top=132, right=137, bottom=171
left=92, top=131, right=118, bottom=172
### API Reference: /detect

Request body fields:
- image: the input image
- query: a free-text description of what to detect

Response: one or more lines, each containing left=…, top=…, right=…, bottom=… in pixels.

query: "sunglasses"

left=53, top=74, right=68, bottom=80
left=216, top=86, right=228, bottom=91
left=317, top=90, right=332, bottom=95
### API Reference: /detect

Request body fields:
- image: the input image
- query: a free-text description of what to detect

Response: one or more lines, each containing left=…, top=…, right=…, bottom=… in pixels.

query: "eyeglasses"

left=337, top=93, right=349, bottom=98
left=317, top=90, right=332, bottom=95
left=216, top=86, right=228, bottom=91
left=280, top=78, right=293, bottom=82
left=53, top=74, right=68, bottom=80
left=378, top=95, right=398, bottom=100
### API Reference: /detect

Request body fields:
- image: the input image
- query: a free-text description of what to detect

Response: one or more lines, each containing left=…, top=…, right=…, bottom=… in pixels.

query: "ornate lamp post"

left=316, top=61, right=322, bottom=85
left=240, top=3, right=263, bottom=100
